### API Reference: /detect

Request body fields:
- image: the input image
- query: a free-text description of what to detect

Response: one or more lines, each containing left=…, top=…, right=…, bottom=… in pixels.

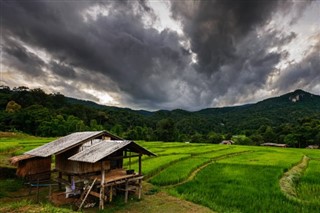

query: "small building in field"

left=260, top=143, right=288, bottom=148
left=306, top=145, right=319, bottom=149
left=10, top=154, right=51, bottom=181
left=10, top=130, right=156, bottom=210
left=220, top=140, right=234, bottom=145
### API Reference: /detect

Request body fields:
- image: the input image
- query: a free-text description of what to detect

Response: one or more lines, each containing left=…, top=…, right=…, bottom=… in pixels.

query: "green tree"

left=208, top=132, right=223, bottom=144
left=284, top=134, right=298, bottom=147
left=232, top=135, right=253, bottom=145
left=263, top=126, right=276, bottom=143
left=155, top=118, right=175, bottom=142
left=5, top=100, right=21, bottom=113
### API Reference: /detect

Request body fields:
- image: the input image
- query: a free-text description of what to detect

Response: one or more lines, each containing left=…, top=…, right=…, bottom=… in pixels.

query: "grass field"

left=1, top=132, right=320, bottom=212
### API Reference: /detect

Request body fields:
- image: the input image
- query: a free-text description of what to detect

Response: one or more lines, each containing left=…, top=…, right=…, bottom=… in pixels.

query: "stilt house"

left=10, top=130, right=155, bottom=209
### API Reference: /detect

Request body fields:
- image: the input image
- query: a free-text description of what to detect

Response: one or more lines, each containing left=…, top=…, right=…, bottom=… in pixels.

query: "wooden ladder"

left=77, top=178, right=97, bottom=211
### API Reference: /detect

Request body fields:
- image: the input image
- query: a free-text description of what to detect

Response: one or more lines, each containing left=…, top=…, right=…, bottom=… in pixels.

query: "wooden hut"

left=11, top=130, right=155, bottom=209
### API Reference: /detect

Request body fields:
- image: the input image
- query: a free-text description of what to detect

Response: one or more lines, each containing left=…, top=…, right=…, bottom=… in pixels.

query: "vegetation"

left=1, top=133, right=320, bottom=212
left=1, top=86, right=320, bottom=147
left=297, top=159, right=320, bottom=203
left=169, top=149, right=320, bottom=213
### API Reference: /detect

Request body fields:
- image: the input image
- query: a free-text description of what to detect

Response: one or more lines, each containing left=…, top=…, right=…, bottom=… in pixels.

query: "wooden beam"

left=105, top=154, right=140, bottom=160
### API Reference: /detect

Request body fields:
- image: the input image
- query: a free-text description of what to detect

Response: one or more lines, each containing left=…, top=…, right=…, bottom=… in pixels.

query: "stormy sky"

left=1, top=0, right=319, bottom=111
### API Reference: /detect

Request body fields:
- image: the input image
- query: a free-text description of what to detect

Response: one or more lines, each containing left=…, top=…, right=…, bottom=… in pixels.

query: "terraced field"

left=1, top=134, right=320, bottom=212
left=133, top=142, right=320, bottom=213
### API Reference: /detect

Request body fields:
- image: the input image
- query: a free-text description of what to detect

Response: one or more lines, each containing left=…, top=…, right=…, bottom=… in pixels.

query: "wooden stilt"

left=138, top=179, right=142, bottom=199
left=139, top=154, right=142, bottom=175
left=48, top=182, right=52, bottom=199
left=125, top=179, right=129, bottom=203
left=36, top=178, right=40, bottom=203
left=109, top=185, right=113, bottom=202
left=58, top=172, right=62, bottom=190
left=99, top=169, right=105, bottom=210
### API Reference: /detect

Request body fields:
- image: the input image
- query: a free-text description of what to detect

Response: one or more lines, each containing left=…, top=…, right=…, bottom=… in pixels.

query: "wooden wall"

left=16, top=157, right=51, bottom=178
left=55, top=147, right=110, bottom=174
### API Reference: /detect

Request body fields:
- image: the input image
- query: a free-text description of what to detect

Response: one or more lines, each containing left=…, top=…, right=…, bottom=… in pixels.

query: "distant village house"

left=220, top=140, right=234, bottom=145
left=260, top=143, right=288, bottom=148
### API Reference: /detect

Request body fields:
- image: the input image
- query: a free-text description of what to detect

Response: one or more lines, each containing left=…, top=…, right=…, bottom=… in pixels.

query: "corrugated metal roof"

left=25, top=131, right=106, bottom=157
left=68, top=140, right=156, bottom=163
left=68, top=140, right=131, bottom=163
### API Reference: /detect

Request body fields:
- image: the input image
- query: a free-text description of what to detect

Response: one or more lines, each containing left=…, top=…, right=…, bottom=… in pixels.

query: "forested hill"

left=1, top=85, right=320, bottom=147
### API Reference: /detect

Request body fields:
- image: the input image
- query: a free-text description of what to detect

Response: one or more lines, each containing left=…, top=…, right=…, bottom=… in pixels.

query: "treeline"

left=1, top=85, right=320, bottom=148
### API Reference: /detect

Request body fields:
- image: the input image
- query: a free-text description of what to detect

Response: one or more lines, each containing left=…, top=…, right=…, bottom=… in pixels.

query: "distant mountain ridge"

left=1, top=86, right=320, bottom=146
left=66, top=89, right=320, bottom=115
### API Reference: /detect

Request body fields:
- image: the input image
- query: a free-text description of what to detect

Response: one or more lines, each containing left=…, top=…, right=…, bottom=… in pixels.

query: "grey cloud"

left=50, top=61, right=77, bottom=79
left=3, top=38, right=45, bottom=76
left=170, top=0, right=290, bottom=74
left=1, top=0, right=315, bottom=110
left=273, top=39, right=320, bottom=93
left=2, top=0, right=190, bottom=108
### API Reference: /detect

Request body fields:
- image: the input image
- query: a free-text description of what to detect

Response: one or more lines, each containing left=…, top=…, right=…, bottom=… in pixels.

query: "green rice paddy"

left=1, top=133, right=320, bottom=212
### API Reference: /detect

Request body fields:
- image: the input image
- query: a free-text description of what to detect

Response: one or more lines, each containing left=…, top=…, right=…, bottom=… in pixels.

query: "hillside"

left=1, top=86, right=320, bottom=147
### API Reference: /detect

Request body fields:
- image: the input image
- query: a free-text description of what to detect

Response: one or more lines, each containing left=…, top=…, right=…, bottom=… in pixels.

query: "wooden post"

left=138, top=179, right=142, bottom=199
left=58, top=172, right=62, bottom=190
left=48, top=182, right=52, bottom=199
left=138, top=154, right=142, bottom=175
left=36, top=178, right=40, bottom=203
left=109, top=185, right=113, bottom=202
left=124, top=179, right=129, bottom=203
left=99, top=169, right=105, bottom=209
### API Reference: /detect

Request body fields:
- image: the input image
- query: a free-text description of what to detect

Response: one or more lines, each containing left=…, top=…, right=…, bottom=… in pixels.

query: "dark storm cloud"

left=50, top=61, right=76, bottom=79
left=170, top=0, right=296, bottom=74
left=2, top=0, right=191, bottom=109
left=1, top=0, right=314, bottom=110
left=2, top=38, right=45, bottom=76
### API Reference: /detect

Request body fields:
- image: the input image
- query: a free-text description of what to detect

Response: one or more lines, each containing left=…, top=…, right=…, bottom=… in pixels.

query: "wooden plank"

left=89, top=191, right=100, bottom=198
left=78, top=178, right=97, bottom=211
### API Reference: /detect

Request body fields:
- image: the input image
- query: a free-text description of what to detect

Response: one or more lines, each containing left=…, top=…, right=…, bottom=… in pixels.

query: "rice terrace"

left=1, top=132, right=320, bottom=212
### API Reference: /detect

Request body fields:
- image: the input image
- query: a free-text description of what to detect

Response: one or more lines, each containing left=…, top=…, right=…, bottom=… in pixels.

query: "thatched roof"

left=69, top=140, right=155, bottom=163
left=25, top=131, right=122, bottom=157
left=10, top=154, right=36, bottom=165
